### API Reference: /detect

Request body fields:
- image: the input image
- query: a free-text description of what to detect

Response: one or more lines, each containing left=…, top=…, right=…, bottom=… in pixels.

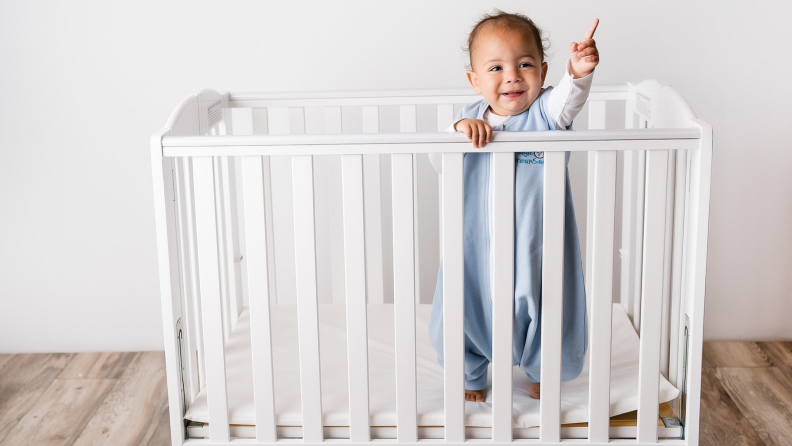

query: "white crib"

left=151, top=80, right=712, bottom=445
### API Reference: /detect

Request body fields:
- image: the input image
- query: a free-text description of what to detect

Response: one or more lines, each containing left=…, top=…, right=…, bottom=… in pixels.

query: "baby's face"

left=467, top=27, right=548, bottom=116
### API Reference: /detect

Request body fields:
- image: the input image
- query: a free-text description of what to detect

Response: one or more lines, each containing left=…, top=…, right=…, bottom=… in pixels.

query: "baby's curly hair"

left=463, top=9, right=551, bottom=70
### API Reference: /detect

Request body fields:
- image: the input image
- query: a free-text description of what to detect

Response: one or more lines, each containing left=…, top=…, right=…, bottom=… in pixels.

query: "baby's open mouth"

left=502, top=91, right=525, bottom=98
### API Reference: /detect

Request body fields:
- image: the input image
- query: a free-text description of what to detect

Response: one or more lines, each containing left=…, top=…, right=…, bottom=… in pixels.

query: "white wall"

left=1, top=0, right=790, bottom=353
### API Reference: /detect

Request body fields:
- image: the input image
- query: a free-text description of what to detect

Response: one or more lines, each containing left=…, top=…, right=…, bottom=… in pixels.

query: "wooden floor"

left=0, top=342, right=789, bottom=445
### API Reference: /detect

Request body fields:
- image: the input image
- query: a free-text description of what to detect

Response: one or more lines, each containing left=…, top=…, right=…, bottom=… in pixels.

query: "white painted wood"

left=412, top=153, right=420, bottom=306
left=325, top=107, right=347, bottom=305
left=586, top=150, right=617, bottom=443
left=437, top=104, right=454, bottom=131
left=251, top=108, right=278, bottom=306
left=173, top=158, right=200, bottom=401
left=291, top=155, right=324, bottom=442
left=668, top=148, right=689, bottom=393
left=341, top=154, right=371, bottom=442
left=240, top=156, right=277, bottom=442
left=490, top=152, right=514, bottom=443
left=182, top=158, right=206, bottom=389
left=586, top=101, right=606, bottom=312
left=636, top=150, right=669, bottom=443
left=441, top=153, right=464, bottom=443
left=660, top=151, right=676, bottom=379
left=162, top=127, right=701, bottom=150
left=268, top=107, right=295, bottom=304
left=362, top=106, right=385, bottom=305
left=539, top=151, right=566, bottom=443
left=391, top=153, right=418, bottom=443
left=632, top=119, right=649, bottom=331
left=682, top=120, right=713, bottom=446
left=212, top=156, right=231, bottom=343
left=150, top=131, right=188, bottom=446
left=163, top=138, right=700, bottom=158
left=399, top=105, right=417, bottom=133
left=220, top=156, right=241, bottom=323
left=192, top=156, right=230, bottom=442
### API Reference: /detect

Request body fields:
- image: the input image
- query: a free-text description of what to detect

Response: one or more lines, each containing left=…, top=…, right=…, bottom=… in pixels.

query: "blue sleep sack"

left=428, top=86, right=588, bottom=390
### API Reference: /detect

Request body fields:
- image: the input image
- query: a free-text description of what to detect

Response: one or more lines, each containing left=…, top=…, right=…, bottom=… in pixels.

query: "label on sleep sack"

left=207, top=100, right=223, bottom=128
left=517, top=152, right=544, bottom=165
left=636, top=92, right=652, bottom=121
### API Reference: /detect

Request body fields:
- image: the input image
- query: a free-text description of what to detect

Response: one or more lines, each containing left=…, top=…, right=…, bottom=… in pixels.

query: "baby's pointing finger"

left=583, top=18, right=599, bottom=40
left=576, top=39, right=596, bottom=50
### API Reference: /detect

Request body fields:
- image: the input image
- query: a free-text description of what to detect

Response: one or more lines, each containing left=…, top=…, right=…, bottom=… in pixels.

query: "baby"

left=428, top=11, right=599, bottom=402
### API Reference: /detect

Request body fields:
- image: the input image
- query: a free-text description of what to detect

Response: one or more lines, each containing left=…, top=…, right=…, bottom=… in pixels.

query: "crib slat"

left=220, top=157, right=241, bottom=322
left=586, top=150, right=617, bottom=443
left=183, top=159, right=206, bottom=389
left=539, top=151, right=566, bottom=443
left=391, top=153, right=418, bottom=442
left=586, top=101, right=606, bottom=305
left=341, top=154, right=371, bottom=441
left=291, top=155, right=324, bottom=442
left=192, top=156, right=230, bottom=442
left=174, top=158, right=201, bottom=400
left=636, top=149, right=669, bottom=443
left=361, top=106, right=385, bottom=305
left=213, top=156, right=231, bottom=343
left=240, top=156, right=278, bottom=442
left=268, top=107, right=295, bottom=305
left=441, top=152, right=465, bottom=442
left=491, top=152, right=514, bottom=442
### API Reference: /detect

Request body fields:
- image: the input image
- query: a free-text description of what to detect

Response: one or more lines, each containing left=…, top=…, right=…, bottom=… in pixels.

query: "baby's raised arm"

left=547, top=19, right=600, bottom=130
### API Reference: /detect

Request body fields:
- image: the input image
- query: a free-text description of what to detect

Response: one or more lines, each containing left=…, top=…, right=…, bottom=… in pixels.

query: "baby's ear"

left=541, top=62, right=548, bottom=86
left=466, top=70, right=481, bottom=94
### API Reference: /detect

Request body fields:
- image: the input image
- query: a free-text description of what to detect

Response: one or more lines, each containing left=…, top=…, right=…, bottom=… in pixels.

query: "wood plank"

left=0, top=353, right=74, bottom=443
left=715, top=367, right=792, bottom=446
left=0, top=356, right=12, bottom=373
left=58, top=352, right=138, bottom=379
left=145, top=406, right=172, bottom=446
left=698, top=367, right=766, bottom=446
left=758, top=341, right=792, bottom=367
left=73, top=352, right=169, bottom=446
left=0, top=378, right=116, bottom=446
left=703, top=342, right=773, bottom=368
left=539, top=151, right=566, bottom=443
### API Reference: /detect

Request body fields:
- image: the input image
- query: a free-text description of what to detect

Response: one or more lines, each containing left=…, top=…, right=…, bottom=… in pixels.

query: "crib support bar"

left=193, top=157, right=231, bottom=442
left=491, top=152, right=515, bottom=442
left=240, top=156, right=278, bottom=442
left=587, top=150, right=617, bottom=442
left=441, top=153, right=465, bottom=442
left=391, top=153, right=418, bottom=442
left=539, top=151, right=566, bottom=443
left=292, top=155, right=324, bottom=442
left=341, top=154, right=372, bottom=441
left=636, top=150, right=669, bottom=443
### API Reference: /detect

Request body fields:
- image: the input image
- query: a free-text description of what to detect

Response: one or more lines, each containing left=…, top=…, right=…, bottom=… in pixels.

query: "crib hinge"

left=679, top=314, right=690, bottom=434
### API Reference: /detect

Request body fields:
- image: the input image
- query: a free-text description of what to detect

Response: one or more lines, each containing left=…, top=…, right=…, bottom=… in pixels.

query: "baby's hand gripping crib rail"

left=150, top=80, right=712, bottom=445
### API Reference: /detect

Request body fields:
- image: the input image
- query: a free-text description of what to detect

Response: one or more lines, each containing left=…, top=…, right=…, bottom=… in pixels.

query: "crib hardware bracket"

left=679, top=314, right=691, bottom=433
left=661, top=417, right=682, bottom=428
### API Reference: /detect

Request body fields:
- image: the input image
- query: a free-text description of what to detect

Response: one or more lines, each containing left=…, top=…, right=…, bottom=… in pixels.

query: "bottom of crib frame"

left=186, top=403, right=682, bottom=440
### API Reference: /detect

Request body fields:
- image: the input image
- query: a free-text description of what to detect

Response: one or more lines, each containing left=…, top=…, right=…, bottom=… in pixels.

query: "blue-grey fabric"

left=428, top=86, right=588, bottom=390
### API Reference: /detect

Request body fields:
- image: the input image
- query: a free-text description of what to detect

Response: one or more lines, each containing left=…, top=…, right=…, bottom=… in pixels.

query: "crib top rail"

left=227, top=84, right=628, bottom=107
left=160, top=128, right=701, bottom=157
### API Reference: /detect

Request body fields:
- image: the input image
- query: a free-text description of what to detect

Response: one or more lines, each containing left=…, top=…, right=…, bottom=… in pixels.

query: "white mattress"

left=185, top=303, right=679, bottom=428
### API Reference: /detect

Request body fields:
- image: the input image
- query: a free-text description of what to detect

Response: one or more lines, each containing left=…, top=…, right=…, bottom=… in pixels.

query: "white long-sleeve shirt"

left=428, top=59, right=594, bottom=173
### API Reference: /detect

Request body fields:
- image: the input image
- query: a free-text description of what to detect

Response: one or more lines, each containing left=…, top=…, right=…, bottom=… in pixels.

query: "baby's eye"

left=520, top=63, right=533, bottom=68
left=489, top=66, right=502, bottom=72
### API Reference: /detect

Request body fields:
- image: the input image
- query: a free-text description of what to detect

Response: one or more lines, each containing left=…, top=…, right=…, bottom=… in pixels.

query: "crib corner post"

left=151, top=129, right=187, bottom=446
left=680, top=119, right=713, bottom=446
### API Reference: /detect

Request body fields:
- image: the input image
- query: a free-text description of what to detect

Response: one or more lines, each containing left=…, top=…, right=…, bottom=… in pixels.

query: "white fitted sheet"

left=184, top=303, right=679, bottom=428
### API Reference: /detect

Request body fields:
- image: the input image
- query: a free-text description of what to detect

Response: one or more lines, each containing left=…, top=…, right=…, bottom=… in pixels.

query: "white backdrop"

left=1, top=0, right=790, bottom=353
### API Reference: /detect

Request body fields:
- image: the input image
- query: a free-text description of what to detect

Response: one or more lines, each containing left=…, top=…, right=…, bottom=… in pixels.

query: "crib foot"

left=465, top=389, right=485, bottom=402
left=529, top=382, right=541, bottom=399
